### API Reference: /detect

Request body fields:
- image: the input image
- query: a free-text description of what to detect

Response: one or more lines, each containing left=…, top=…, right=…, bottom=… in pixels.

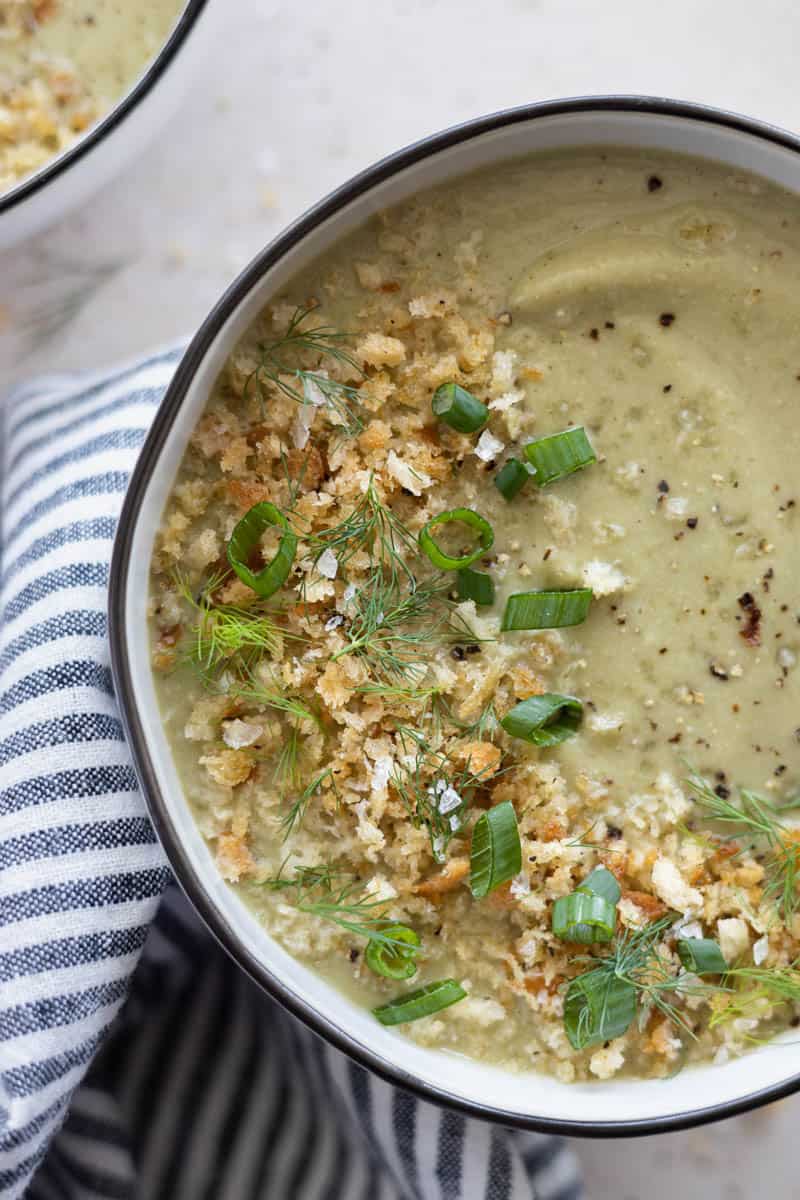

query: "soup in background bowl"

left=0, top=0, right=186, bottom=192
left=0, top=0, right=209, bottom=248
left=111, top=99, right=800, bottom=1132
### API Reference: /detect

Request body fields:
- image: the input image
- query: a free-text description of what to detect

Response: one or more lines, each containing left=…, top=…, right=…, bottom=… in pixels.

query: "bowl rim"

left=0, top=0, right=209, bottom=216
left=109, top=93, right=800, bottom=1137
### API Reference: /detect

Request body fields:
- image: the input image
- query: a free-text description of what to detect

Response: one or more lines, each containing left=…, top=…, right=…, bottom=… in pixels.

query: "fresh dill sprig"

left=307, top=478, right=472, bottom=682
left=571, top=915, right=718, bottom=1038
left=675, top=821, right=719, bottom=853
left=726, top=964, right=800, bottom=1000
left=391, top=726, right=502, bottom=862
left=309, top=476, right=417, bottom=580
left=356, top=682, right=440, bottom=703
left=273, top=723, right=301, bottom=795
left=258, top=862, right=411, bottom=948
left=280, top=768, right=338, bottom=841
left=175, top=570, right=304, bottom=682
left=445, top=699, right=500, bottom=741
left=279, top=445, right=311, bottom=507
left=565, top=820, right=625, bottom=855
left=686, top=770, right=800, bottom=921
left=708, top=964, right=800, bottom=1030
left=227, top=668, right=320, bottom=729
left=334, top=568, right=453, bottom=681
left=249, top=306, right=366, bottom=438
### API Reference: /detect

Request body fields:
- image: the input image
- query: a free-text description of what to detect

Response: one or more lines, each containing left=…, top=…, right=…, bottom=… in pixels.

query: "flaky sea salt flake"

left=474, top=429, right=505, bottom=463
left=317, top=548, right=339, bottom=579
left=438, top=786, right=462, bottom=814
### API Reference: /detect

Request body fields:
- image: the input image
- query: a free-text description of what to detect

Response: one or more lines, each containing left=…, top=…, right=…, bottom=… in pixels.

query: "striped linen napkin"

left=0, top=350, right=584, bottom=1200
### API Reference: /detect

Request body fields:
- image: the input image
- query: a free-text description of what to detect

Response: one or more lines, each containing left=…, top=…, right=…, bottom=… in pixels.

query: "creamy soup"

left=150, top=148, right=800, bottom=1081
left=0, top=0, right=185, bottom=192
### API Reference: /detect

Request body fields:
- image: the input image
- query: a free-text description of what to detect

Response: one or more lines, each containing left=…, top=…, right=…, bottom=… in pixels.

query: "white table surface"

left=4, top=0, right=799, bottom=1193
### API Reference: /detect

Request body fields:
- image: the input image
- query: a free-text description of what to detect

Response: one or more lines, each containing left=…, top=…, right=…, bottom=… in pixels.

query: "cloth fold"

left=0, top=353, right=584, bottom=1200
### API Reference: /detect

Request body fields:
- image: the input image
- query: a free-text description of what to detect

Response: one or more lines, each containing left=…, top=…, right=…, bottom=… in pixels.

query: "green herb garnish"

left=260, top=862, right=411, bottom=948
left=501, top=589, right=592, bottom=632
left=500, top=693, right=583, bottom=747
left=687, top=770, right=800, bottom=921
left=707, top=963, right=800, bottom=1031
left=524, top=426, right=597, bottom=486
left=553, top=867, right=621, bottom=946
left=227, top=502, right=298, bottom=598
left=563, top=915, right=712, bottom=1049
left=469, top=801, right=522, bottom=898
left=176, top=571, right=288, bottom=679
left=307, top=476, right=416, bottom=583
left=391, top=725, right=501, bottom=863
left=365, top=924, right=421, bottom=980
left=456, top=567, right=495, bottom=607
left=494, top=457, right=531, bottom=502
left=332, top=570, right=453, bottom=682
left=373, top=979, right=466, bottom=1025
left=250, top=306, right=366, bottom=438
left=418, top=508, right=494, bottom=571
left=280, top=767, right=338, bottom=840
left=431, top=382, right=488, bottom=434
left=676, top=938, right=728, bottom=975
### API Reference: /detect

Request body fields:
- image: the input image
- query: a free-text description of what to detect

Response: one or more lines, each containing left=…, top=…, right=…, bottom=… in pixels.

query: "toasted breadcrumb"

left=200, top=749, right=253, bottom=788
left=357, top=333, right=406, bottom=368
left=216, top=832, right=255, bottom=882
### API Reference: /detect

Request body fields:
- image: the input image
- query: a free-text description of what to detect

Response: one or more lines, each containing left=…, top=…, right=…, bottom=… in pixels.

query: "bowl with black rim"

left=110, top=95, right=800, bottom=1136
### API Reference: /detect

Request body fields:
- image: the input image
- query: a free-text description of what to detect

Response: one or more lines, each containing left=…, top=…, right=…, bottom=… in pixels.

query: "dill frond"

left=334, top=569, right=454, bottom=681
left=258, top=862, right=414, bottom=949
left=175, top=570, right=304, bottom=683
left=309, top=476, right=417, bottom=580
left=294, top=476, right=497, bottom=685
left=565, top=821, right=626, bottom=855
left=725, top=964, right=800, bottom=1001
left=356, top=682, right=440, bottom=704
left=687, top=770, right=800, bottom=921
left=273, top=723, right=301, bottom=795
left=228, top=669, right=320, bottom=728
left=707, top=964, right=800, bottom=1030
left=280, top=767, right=338, bottom=841
left=571, top=915, right=719, bottom=1038
left=447, top=699, right=500, bottom=741
left=391, top=725, right=502, bottom=862
left=305, top=478, right=471, bottom=682
left=249, top=306, right=366, bottom=438
left=279, top=445, right=310, bottom=508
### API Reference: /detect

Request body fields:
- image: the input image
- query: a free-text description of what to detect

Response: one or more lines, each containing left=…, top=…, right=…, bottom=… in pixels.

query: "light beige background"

left=3, top=0, right=799, bottom=1193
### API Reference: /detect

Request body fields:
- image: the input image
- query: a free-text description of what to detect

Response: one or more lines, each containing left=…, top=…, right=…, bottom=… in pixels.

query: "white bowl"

left=110, top=96, right=800, bottom=1135
left=0, top=0, right=213, bottom=250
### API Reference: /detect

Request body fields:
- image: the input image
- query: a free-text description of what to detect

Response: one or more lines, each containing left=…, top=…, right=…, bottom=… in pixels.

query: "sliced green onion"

left=501, top=589, right=592, bottom=631
left=419, top=508, right=494, bottom=571
left=552, top=867, right=620, bottom=944
left=372, top=979, right=467, bottom=1025
left=524, top=426, right=596, bottom=487
left=552, top=891, right=616, bottom=944
left=564, top=971, right=637, bottom=1050
left=469, top=800, right=522, bottom=898
left=494, top=458, right=530, bottom=501
left=577, top=865, right=621, bottom=905
left=500, top=694, right=582, bottom=747
left=227, top=502, right=298, bottom=598
left=457, top=567, right=495, bottom=607
left=676, top=937, right=728, bottom=975
left=365, top=925, right=421, bottom=980
left=431, top=382, right=488, bottom=434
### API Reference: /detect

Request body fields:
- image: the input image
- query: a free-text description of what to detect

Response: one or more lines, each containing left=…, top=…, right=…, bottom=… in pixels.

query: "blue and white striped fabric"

left=0, top=351, right=585, bottom=1200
